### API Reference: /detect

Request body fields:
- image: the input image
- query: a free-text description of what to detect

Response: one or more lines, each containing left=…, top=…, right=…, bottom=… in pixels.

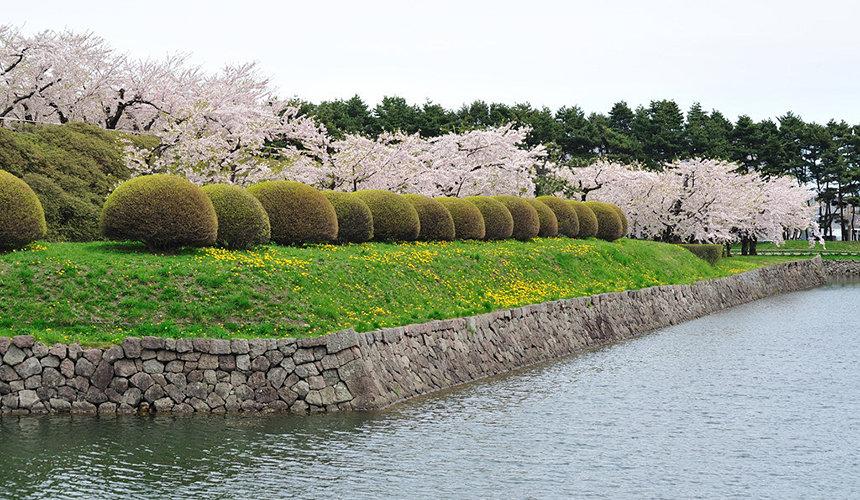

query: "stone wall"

left=823, top=259, right=860, bottom=278
left=0, top=257, right=828, bottom=416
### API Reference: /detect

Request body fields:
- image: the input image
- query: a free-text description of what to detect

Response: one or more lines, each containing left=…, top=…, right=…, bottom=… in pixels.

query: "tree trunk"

left=749, top=237, right=758, bottom=256
left=741, top=237, right=749, bottom=256
left=724, top=242, right=732, bottom=257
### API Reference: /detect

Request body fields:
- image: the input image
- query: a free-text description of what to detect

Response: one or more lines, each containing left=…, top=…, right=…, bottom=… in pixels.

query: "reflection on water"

left=2, top=284, right=859, bottom=499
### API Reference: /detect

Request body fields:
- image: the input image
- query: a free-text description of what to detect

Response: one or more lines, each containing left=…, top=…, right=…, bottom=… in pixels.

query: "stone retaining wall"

left=0, top=257, right=828, bottom=416
left=823, top=259, right=860, bottom=277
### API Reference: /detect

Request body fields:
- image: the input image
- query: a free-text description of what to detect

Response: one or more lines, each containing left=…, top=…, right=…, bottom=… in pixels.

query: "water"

left=2, top=283, right=859, bottom=499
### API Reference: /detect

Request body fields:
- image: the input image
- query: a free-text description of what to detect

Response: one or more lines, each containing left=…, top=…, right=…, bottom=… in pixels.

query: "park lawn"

left=732, top=240, right=860, bottom=253
left=0, top=238, right=804, bottom=347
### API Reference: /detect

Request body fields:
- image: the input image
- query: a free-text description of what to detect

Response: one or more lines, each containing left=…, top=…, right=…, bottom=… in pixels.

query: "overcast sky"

left=6, top=0, right=860, bottom=123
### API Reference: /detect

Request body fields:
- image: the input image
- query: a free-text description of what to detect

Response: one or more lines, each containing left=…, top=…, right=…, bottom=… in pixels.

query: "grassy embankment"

left=1, top=238, right=804, bottom=346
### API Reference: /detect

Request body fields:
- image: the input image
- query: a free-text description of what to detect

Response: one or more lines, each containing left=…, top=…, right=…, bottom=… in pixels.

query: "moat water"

left=1, top=283, right=858, bottom=499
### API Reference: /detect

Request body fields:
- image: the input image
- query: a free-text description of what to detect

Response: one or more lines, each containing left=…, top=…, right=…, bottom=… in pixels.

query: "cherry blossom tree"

left=555, top=158, right=818, bottom=246
left=412, top=124, right=541, bottom=197
left=1, top=25, right=547, bottom=196
left=278, top=123, right=544, bottom=196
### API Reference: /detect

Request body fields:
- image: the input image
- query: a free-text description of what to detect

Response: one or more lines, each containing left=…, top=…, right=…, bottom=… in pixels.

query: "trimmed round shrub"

left=353, top=190, right=420, bottom=241
left=464, top=196, right=513, bottom=240
left=493, top=195, right=540, bottom=240
left=609, top=203, right=629, bottom=236
left=536, top=195, right=579, bottom=237
left=100, top=174, right=217, bottom=249
left=0, top=169, right=47, bottom=250
left=679, top=244, right=723, bottom=265
left=323, top=191, right=373, bottom=243
left=527, top=199, right=559, bottom=237
left=569, top=200, right=598, bottom=238
left=402, top=194, right=455, bottom=241
left=585, top=201, right=624, bottom=241
left=202, top=184, right=270, bottom=249
left=436, top=197, right=485, bottom=240
left=248, top=181, right=338, bottom=244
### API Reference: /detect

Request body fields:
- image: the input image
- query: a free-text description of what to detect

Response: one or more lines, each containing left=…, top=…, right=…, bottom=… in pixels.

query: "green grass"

left=732, top=240, right=860, bottom=253
left=729, top=240, right=860, bottom=261
left=0, top=239, right=802, bottom=346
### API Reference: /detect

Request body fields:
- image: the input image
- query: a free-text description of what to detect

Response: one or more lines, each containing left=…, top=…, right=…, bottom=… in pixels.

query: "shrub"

left=527, top=199, right=559, bottom=237
left=323, top=191, right=374, bottom=243
left=608, top=203, right=629, bottom=236
left=248, top=181, right=338, bottom=244
left=436, top=197, right=485, bottom=240
left=679, top=244, right=723, bottom=265
left=0, top=170, right=47, bottom=250
left=0, top=123, right=136, bottom=241
left=100, top=174, right=217, bottom=249
left=569, top=201, right=597, bottom=238
left=536, top=196, right=579, bottom=237
left=202, top=184, right=271, bottom=249
left=493, top=195, right=540, bottom=240
left=464, top=196, right=513, bottom=240
left=353, top=190, right=420, bottom=241
left=584, top=201, right=624, bottom=241
left=402, top=194, right=455, bottom=241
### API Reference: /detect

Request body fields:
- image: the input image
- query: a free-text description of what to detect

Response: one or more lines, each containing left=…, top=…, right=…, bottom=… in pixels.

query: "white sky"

left=6, top=0, right=860, bottom=123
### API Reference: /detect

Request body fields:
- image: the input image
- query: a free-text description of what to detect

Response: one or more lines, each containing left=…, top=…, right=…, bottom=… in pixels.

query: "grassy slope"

left=0, top=239, right=802, bottom=346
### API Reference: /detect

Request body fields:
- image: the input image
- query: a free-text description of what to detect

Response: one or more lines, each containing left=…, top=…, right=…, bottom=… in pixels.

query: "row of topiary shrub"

left=2, top=170, right=629, bottom=251
left=678, top=244, right=724, bottom=265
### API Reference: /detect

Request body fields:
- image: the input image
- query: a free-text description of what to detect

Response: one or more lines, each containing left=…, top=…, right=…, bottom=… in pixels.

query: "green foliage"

left=536, top=196, right=579, bottom=237
left=527, top=199, right=559, bottom=237
left=464, top=196, right=513, bottom=240
left=248, top=181, right=338, bottom=244
left=679, top=244, right=724, bottom=265
left=569, top=201, right=597, bottom=238
left=402, top=194, right=455, bottom=241
left=202, top=184, right=270, bottom=249
left=323, top=191, right=374, bottom=243
left=436, top=197, right=485, bottom=240
left=101, top=174, right=217, bottom=249
left=585, top=201, right=624, bottom=241
left=353, top=190, right=420, bottom=241
left=0, top=170, right=47, bottom=250
left=493, top=195, right=540, bottom=240
left=0, top=122, right=135, bottom=241
left=0, top=239, right=787, bottom=346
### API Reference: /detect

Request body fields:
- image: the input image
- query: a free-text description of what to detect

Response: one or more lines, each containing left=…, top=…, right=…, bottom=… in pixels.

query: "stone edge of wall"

left=0, top=257, right=836, bottom=416
left=822, top=259, right=860, bottom=277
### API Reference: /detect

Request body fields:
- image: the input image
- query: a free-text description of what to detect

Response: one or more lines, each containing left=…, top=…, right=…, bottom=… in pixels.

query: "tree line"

left=298, top=96, right=860, bottom=240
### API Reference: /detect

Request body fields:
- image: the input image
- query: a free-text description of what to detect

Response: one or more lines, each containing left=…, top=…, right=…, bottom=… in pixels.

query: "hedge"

left=609, top=203, right=629, bottom=236
left=493, top=195, right=540, bottom=240
left=536, top=196, right=578, bottom=237
left=464, top=196, right=513, bottom=240
left=527, top=199, right=559, bottom=237
left=323, top=191, right=374, bottom=243
left=584, top=201, right=624, bottom=241
left=569, top=201, right=597, bottom=238
left=402, top=194, right=455, bottom=241
left=202, top=184, right=271, bottom=249
left=353, top=190, right=420, bottom=241
left=100, top=174, right=218, bottom=249
left=0, top=170, right=47, bottom=250
left=248, top=181, right=338, bottom=244
left=0, top=123, right=141, bottom=241
left=436, top=197, right=485, bottom=240
left=679, top=244, right=723, bottom=265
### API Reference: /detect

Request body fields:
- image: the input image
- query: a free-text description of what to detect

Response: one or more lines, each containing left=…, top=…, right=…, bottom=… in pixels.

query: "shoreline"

left=1, top=257, right=855, bottom=416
